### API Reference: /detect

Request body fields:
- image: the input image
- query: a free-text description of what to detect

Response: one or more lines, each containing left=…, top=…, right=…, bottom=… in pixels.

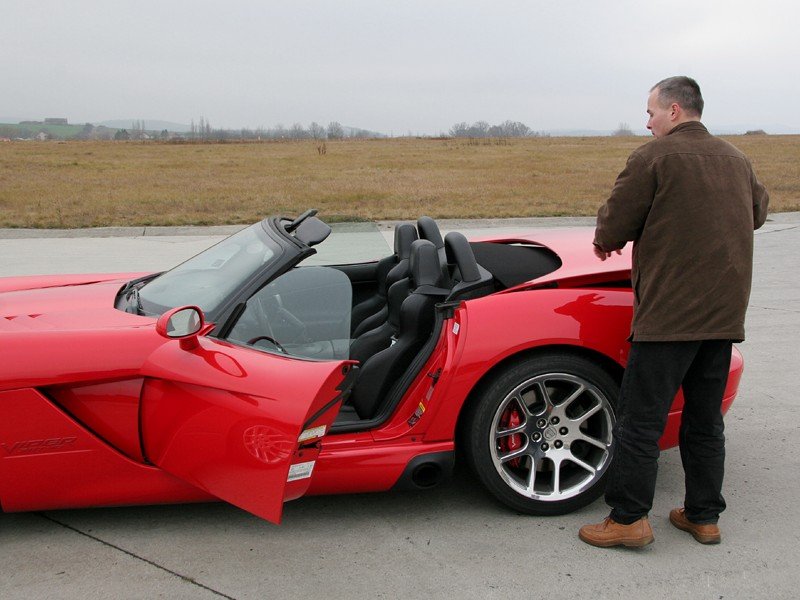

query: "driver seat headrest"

left=394, top=223, right=419, bottom=260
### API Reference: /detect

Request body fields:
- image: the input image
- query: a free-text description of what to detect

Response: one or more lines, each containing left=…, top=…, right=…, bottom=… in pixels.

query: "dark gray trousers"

left=605, top=340, right=732, bottom=525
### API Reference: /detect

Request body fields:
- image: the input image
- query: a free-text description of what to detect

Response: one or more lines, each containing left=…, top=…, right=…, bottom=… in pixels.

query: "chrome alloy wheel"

left=489, top=372, right=615, bottom=502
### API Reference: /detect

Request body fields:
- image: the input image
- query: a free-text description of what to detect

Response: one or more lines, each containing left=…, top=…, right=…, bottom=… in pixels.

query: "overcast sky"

left=3, top=0, right=798, bottom=134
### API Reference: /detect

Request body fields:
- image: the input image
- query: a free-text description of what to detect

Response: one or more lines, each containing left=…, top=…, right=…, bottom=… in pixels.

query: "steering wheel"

left=247, top=335, right=288, bottom=354
left=275, top=307, right=312, bottom=343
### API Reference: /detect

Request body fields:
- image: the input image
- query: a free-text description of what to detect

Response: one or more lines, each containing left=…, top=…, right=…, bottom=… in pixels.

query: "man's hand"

left=593, top=244, right=623, bottom=261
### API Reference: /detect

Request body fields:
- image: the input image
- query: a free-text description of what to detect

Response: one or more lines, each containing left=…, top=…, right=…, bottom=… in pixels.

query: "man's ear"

left=670, top=103, right=682, bottom=121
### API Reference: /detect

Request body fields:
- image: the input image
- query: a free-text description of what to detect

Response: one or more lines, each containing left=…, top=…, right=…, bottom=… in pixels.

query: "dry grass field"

left=0, top=135, right=797, bottom=228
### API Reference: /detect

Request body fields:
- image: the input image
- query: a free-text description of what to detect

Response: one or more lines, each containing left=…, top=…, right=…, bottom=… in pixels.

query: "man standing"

left=579, top=76, right=769, bottom=547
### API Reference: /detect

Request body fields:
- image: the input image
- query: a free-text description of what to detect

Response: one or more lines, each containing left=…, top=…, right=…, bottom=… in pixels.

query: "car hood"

left=476, top=227, right=631, bottom=289
left=0, top=273, right=153, bottom=332
left=0, top=273, right=168, bottom=391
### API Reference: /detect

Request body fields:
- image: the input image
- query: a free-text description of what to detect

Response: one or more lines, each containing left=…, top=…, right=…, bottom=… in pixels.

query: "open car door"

left=140, top=335, right=354, bottom=524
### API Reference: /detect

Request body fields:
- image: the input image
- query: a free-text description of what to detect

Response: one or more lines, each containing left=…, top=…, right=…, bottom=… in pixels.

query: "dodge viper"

left=0, top=211, right=743, bottom=523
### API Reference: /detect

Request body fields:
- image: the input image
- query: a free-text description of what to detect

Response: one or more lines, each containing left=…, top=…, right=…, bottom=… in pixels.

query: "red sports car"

left=0, top=211, right=742, bottom=523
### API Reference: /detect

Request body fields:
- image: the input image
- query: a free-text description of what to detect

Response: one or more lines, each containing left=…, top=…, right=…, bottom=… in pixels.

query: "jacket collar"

left=666, top=121, right=708, bottom=136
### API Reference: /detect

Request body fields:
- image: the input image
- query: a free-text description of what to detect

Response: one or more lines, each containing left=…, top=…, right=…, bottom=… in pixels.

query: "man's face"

left=646, top=88, right=675, bottom=138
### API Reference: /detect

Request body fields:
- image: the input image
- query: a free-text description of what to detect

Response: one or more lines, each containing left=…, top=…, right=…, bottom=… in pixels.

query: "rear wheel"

left=463, top=353, right=618, bottom=515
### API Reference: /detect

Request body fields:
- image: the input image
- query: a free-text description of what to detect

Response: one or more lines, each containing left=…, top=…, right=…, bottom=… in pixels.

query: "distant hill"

left=96, top=119, right=191, bottom=132
left=0, top=121, right=85, bottom=138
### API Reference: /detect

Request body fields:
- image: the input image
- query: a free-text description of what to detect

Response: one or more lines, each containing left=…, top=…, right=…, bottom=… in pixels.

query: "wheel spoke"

left=561, top=384, right=585, bottom=409
left=552, top=456, right=562, bottom=494
left=573, top=400, right=602, bottom=425
left=525, top=456, right=539, bottom=494
left=534, top=381, right=554, bottom=414
left=513, top=392, right=536, bottom=418
left=566, top=454, right=597, bottom=476
left=495, top=422, right=527, bottom=439
left=498, top=444, right=529, bottom=463
left=579, top=432, right=609, bottom=450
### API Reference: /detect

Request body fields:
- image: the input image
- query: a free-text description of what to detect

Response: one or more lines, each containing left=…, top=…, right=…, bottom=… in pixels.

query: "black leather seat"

left=349, top=239, right=448, bottom=420
left=350, top=223, right=418, bottom=335
left=349, top=272, right=411, bottom=365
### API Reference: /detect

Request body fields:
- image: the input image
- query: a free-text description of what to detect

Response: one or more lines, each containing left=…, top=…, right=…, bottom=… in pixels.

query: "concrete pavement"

left=1, top=213, right=799, bottom=599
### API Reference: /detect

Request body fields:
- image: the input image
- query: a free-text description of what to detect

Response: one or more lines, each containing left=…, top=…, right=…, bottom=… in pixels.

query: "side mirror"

left=156, top=306, right=206, bottom=349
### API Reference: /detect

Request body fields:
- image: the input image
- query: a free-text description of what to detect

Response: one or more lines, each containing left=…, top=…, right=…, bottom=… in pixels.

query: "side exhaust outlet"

left=391, top=451, right=455, bottom=491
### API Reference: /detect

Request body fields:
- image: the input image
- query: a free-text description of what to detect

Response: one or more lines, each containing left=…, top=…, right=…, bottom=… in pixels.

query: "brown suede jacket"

left=594, top=121, right=769, bottom=342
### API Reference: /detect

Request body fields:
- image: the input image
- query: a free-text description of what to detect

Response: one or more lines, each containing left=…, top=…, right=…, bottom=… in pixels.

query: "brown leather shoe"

left=669, top=508, right=721, bottom=544
left=578, top=516, right=654, bottom=548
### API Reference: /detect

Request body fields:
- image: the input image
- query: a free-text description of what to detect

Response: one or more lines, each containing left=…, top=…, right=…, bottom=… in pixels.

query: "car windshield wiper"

left=118, top=273, right=162, bottom=315
left=121, top=285, right=145, bottom=315
left=119, top=272, right=161, bottom=296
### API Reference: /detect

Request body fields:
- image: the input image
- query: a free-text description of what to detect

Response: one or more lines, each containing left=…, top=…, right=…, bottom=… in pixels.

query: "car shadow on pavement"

left=3, top=462, right=506, bottom=535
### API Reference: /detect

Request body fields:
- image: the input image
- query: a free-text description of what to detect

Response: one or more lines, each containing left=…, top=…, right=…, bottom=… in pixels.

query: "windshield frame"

left=132, top=221, right=284, bottom=321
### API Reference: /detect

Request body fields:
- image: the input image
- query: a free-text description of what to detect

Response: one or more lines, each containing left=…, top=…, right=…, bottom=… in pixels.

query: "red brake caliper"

left=499, top=405, right=523, bottom=468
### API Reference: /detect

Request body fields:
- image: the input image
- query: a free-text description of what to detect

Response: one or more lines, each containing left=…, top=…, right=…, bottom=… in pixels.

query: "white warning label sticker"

left=287, top=460, right=316, bottom=482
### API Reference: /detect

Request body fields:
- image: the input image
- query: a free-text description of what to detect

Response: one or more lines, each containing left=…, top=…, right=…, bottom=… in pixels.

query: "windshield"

left=138, top=222, right=279, bottom=316
left=227, top=266, right=352, bottom=360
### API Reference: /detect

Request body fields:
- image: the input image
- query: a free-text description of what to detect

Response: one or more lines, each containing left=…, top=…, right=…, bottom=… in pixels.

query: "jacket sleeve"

left=594, top=152, right=656, bottom=251
left=749, top=162, right=769, bottom=230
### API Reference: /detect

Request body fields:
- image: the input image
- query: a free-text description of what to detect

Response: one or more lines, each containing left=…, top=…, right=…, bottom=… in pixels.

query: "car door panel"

left=140, top=336, right=353, bottom=523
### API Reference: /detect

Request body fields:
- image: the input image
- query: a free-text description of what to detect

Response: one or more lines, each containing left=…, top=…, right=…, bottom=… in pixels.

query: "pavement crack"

left=749, top=304, right=800, bottom=314
left=757, top=224, right=800, bottom=235
left=37, top=513, right=237, bottom=600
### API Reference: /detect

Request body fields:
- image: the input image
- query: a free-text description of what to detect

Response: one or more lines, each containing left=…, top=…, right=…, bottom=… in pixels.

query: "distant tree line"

left=0, top=119, right=384, bottom=142
left=185, top=118, right=383, bottom=141
left=612, top=122, right=634, bottom=136
left=448, top=120, right=545, bottom=138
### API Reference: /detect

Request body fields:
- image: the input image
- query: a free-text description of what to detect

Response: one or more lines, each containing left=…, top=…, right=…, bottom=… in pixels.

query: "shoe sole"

left=669, top=513, right=721, bottom=544
left=578, top=531, right=655, bottom=548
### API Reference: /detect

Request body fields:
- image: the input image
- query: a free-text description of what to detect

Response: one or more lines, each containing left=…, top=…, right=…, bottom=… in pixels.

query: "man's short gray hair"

left=651, top=76, right=704, bottom=117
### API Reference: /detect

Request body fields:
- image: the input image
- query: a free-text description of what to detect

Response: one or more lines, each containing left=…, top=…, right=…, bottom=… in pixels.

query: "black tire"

left=463, top=352, right=619, bottom=516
